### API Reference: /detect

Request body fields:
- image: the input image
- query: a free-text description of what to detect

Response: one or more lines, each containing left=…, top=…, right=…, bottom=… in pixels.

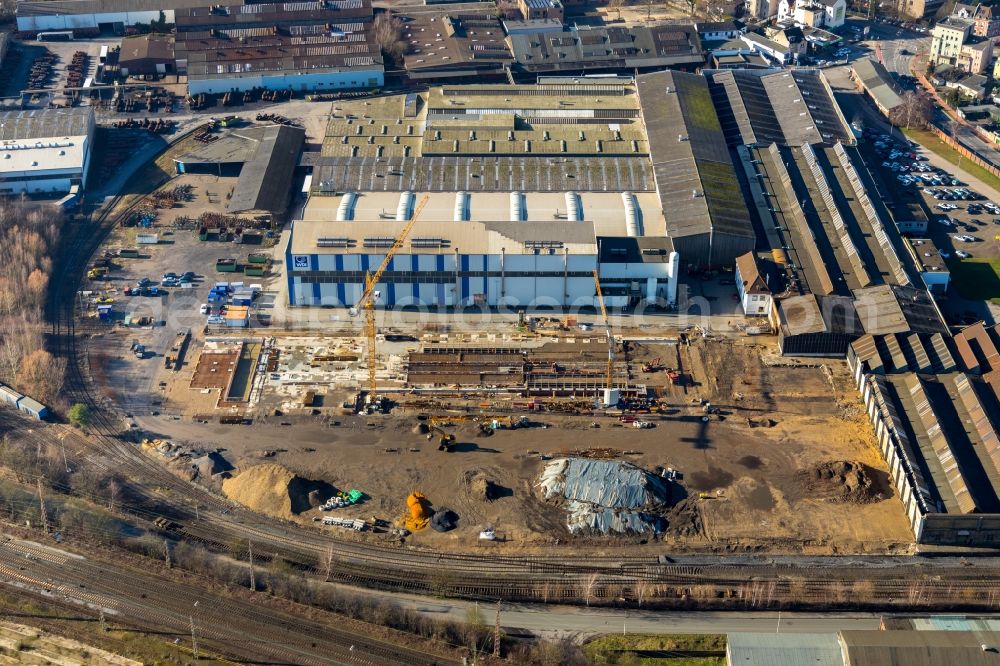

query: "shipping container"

left=137, top=234, right=159, bottom=245
left=119, top=248, right=140, bottom=258
left=18, top=397, right=48, bottom=420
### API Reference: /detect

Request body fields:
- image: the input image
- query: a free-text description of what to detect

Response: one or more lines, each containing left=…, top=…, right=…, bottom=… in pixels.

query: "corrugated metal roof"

left=841, top=629, right=1000, bottom=666
left=0, top=107, right=92, bottom=141
left=227, top=124, right=305, bottom=214
left=852, top=58, right=904, bottom=111
left=726, top=632, right=843, bottom=666
left=637, top=70, right=752, bottom=242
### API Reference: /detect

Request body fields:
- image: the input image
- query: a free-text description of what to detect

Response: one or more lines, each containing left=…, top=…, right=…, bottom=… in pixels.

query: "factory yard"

left=127, top=331, right=913, bottom=556
left=70, top=86, right=919, bottom=558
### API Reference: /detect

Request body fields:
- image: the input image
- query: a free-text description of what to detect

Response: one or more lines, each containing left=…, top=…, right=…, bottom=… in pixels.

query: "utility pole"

left=99, top=609, right=106, bottom=632
left=164, top=540, right=171, bottom=569
left=248, top=540, right=255, bottom=591
left=37, top=479, right=48, bottom=533
left=493, top=600, right=501, bottom=658
left=189, top=615, right=198, bottom=659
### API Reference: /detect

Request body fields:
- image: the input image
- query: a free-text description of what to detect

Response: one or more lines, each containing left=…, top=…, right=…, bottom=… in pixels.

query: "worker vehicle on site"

left=427, top=425, right=457, bottom=451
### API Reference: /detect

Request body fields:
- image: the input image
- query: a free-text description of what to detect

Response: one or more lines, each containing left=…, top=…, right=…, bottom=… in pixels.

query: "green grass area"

left=946, top=256, right=1000, bottom=304
left=584, top=634, right=726, bottom=666
left=901, top=127, right=1000, bottom=195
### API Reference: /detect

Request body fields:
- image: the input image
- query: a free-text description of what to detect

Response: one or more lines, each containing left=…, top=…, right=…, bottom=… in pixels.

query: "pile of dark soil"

left=800, top=461, right=885, bottom=504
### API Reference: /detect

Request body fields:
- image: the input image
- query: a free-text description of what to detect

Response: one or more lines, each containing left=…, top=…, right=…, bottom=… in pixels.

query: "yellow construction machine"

left=427, top=425, right=457, bottom=452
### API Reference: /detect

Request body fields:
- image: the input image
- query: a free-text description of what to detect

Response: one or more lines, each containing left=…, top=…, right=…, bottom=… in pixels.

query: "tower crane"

left=352, top=194, right=429, bottom=403
left=592, top=270, right=616, bottom=406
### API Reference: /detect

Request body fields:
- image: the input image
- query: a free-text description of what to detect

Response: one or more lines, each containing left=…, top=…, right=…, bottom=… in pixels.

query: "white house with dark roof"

left=735, top=252, right=772, bottom=316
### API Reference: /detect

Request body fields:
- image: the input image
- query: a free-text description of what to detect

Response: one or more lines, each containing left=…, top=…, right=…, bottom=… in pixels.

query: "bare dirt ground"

left=0, top=621, right=141, bottom=665
left=131, top=336, right=915, bottom=556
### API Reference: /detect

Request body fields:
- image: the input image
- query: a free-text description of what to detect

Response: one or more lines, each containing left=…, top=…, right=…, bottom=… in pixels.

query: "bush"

left=68, top=403, right=91, bottom=429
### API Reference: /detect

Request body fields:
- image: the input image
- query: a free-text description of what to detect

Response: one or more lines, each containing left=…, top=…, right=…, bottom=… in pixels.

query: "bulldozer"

left=427, top=425, right=457, bottom=452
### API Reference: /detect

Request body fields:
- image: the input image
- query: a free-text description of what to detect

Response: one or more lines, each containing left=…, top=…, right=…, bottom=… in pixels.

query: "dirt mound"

left=222, top=463, right=335, bottom=519
left=468, top=472, right=503, bottom=501
left=801, top=461, right=884, bottom=504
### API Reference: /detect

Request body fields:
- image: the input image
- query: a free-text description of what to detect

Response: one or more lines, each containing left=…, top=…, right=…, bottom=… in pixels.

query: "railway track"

left=0, top=537, right=452, bottom=666
left=26, top=135, right=1000, bottom=633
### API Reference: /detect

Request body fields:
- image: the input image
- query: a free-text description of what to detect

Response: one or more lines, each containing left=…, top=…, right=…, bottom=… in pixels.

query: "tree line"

left=0, top=199, right=66, bottom=405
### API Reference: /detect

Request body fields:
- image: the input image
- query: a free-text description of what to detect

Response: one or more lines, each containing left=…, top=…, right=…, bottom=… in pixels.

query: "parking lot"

left=860, top=128, right=1000, bottom=318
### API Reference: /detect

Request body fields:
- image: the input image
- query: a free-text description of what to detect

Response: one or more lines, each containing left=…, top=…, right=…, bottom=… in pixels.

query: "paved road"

left=346, top=584, right=885, bottom=639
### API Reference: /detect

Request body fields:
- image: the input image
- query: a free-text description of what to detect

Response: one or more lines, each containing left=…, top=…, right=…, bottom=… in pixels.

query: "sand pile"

left=222, top=463, right=335, bottom=519
left=801, top=461, right=883, bottom=504
left=468, top=472, right=501, bottom=501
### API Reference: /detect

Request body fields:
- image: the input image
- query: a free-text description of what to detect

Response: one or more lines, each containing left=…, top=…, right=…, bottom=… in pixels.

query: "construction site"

left=122, top=317, right=913, bottom=555
left=77, top=75, right=929, bottom=556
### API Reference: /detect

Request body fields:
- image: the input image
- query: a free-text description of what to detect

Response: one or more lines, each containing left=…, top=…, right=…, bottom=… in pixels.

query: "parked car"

left=199, top=304, right=209, bottom=314
left=955, top=250, right=971, bottom=258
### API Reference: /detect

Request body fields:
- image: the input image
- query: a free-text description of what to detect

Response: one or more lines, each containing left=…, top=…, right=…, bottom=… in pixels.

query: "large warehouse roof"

left=510, top=23, right=704, bottom=72
left=301, top=190, right=666, bottom=236
left=174, top=0, right=370, bottom=27
left=841, top=630, right=1000, bottom=666
left=291, top=218, right=599, bottom=255
left=399, top=7, right=512, bottom=76
left=0, top=107, right=93, bottom=181
left=17, top=0, right=216, bottom=17
left=312, top=156, right=655, bottom=193
left=637, top=70, right=752, bottom=241
left=0, top=107, right=92, bottom=140
left=852, top=58, right=904, bottom=112
left=174, top=1, right=380, bottom=82
left=709, top=68, right=853, bottom=146
left=227, top=125, right=305, bottom=214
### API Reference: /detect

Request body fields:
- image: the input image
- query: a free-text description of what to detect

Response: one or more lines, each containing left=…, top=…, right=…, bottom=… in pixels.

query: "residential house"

left=958, top=37, right=995, bottom=74
left=735, top=252, right=773, bottom=316
left=950, top=73, right=989, bottom=98
left=697, top=20, right=741, bottom=41
left=777, top=0, right=845, bottom=28
left=930, top=17, right=973, bottom=68
left=954, top=2, right=1000, bottom=37
left=741, top=26, right=805, bottom=64
left=748, top=0, right=782, bottom=20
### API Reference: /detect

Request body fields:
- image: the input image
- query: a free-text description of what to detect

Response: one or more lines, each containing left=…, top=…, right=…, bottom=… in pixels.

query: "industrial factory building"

left=0, top=107, right=95, bottom=195
left=286, top=190, right=678, bottom=308
left=15, top=0, right=213, bottom=34
left=174, top=0, right=383, bottom=94
left=289, top=78, right=685, bottom=309
left=849, top=326, right=1000, bottom=546
left=637, top=70, right=755, bottom=268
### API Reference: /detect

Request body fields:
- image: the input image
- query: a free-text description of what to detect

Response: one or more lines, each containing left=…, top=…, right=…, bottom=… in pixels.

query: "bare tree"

left=634, top=579, right=650, bottom=607
left=323, top=545, right=334, bottom=582
left=17, top=349, right=66, bottom=404
left=374, top=12, right=407, bottom=64
left=581, top=573, right=599, bottom=606
left=608, top=0, right=626, bottom=19
left=889, top=91, right=934, bottom=129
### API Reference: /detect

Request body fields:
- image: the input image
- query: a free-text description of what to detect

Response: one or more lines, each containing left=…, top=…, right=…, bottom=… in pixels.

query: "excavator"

left=426, top=425, right=457, bottom=452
